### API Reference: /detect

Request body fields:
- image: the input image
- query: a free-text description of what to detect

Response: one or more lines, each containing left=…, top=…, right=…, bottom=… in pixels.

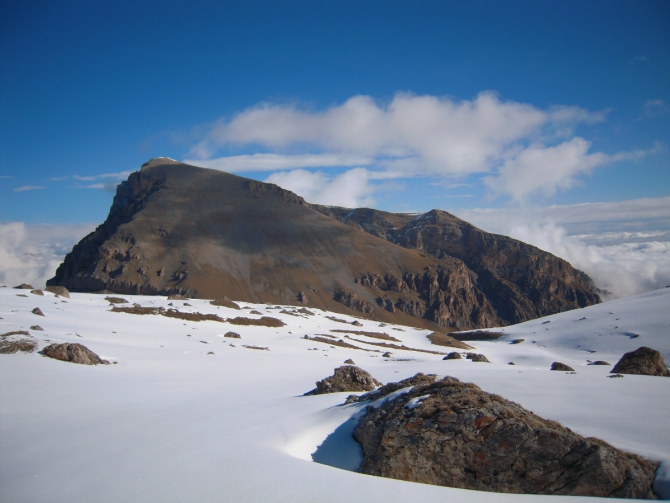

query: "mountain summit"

left=48, top=159, right=600, bottom=330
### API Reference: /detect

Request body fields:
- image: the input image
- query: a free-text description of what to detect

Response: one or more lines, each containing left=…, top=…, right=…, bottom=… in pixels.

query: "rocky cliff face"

left=49, top=159, right=600, bottom=330
left=313, top=206, right=600, bottom=325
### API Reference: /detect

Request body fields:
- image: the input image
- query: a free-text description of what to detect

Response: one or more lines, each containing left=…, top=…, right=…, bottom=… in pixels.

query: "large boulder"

left=611, top=347, right=669, bottom=377
left=354, top=375, right=658, bottom=498
left=307, top=366, right=381, bottom=395
left=210, top=297, right=241, bottom=309
left=41, top=343, right=108, bottom=365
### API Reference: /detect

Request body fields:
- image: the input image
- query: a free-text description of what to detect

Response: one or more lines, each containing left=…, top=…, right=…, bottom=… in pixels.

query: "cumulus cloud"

left=184, top=91, right=650, bottom=201
left=264, top=168, right=378, bottom=208
left=13, top=185, right=45, bottom=192
left=0, top=222, right=94, bottom=288
left=644, top=99, right=670, bottom=117
left=72, top=171, right=133, bottom=191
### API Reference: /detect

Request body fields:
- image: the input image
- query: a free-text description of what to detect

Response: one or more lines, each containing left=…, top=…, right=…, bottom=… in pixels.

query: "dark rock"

left=207, top=351, right=215, bottom=355
left=609, top=374, right=624, bottom=378
left=510, top=338, right=525, bottom=344
left=611, top=347, right=669, bottom=376
left=466, top=353, right=490, bottom=363
left=351, top=320, right=363, bottom=326
left=250, top=310, right=262, bottom=315
left=40, top=343, right=108, bottom=365
left=45, top=286, right=70, bottom=298
left=443, top=352, right=462, bottom=360
left=30, top=325, right=43, bottom=331
left=0, top=338, right=36, bottom=354
left=344, top=358, right=355, bottom=364
left=353, top=376, right=658, bottom=498
left=297, top=291, right=308, bottom=303
left=105, top=296, right=129, bottom=304
left=357, top=373, right=438, bottom=403
left=297, top=308, right=314, bottom=316
left=32, top=307, right=45, bottom=316
left=30, top=289, right=44, bottom=296
left=551, top=362, right=575, bottom=371
left=224, top=331, right=241, bottom=338
left=14, top=284, right=34, bottom=289
left=167, top=293, right=186, bottom=300
left=588, top=360, right=610, bottom=366
left=308, top=366, right=381, bottom=395
left=382, top=352, right=392, bottom=358
left=210, top=297, right=241, bottom=309
left=508, top=361, right=515, bottom=365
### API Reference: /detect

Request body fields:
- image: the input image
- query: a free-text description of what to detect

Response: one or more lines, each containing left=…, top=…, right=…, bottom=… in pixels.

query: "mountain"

left=48, top=158, right=600, bottom=330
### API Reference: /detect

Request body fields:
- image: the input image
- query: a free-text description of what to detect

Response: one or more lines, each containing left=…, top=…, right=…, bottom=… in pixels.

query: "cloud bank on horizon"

left=183, top=92, right=660, bottom=205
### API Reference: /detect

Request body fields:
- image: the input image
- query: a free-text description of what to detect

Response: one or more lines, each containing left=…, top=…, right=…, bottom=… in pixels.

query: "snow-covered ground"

left=1, top=286, right=669, bottom=502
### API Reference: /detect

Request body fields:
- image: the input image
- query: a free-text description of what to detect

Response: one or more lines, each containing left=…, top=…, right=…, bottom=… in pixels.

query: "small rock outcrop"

left=32, top=307, right=45, bottom=316
left=588, top=360, right=610, bottom=366
left=0, top=331, right=36, bottom=354
left=426, top=332, right=474, bottom=350
left=353, top=375, right=659, bottom=498
left=40, top=343, right=108, bottom=365
left=30, top=289, right=44, bottom=296
left=611, top=347, right=670, bottom=377
left=307, top=366, right=381, bottom=395
left=30, top=325, right=43, bottom=331
left=167, top=293, right=186, bottom=300
left=210, top=297, right=241, bottom=310
left=14, top=284, right=34, bottom=289
left=105, top=296, right=129, bottom=304
left=344, top=358, right=355, bottom=364
left=45, top=286, right=70, bottom=298
left=551, top=362, right=575, bottom=371
left=466, top=353, right=490, bottom=363
left=443, top=352, right=462, bottom=360
left=224, top=331, right=241, bottom=338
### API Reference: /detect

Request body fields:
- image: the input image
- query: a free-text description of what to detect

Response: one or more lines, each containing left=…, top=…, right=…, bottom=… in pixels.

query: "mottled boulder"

left=45, top=286, right=70, bottom=298
left=551, top=362, right=575, bottom=371
left=210, top=297, right=241, bottom=310
left=14, top=284, right=34, bottom=289
left=354, top=376, right=658, bottom=498
left=307, top=366, right=381, bottom=395
left=30, top=289, right=44, bottom=296
left=41, top=343, right=108, bottom=365
left=344, top=358, right=355, bottom=364
left=32, top=307, right=45, bottom=316
left=611, top=347, right=669, bottom=377
left=167, top=293, right=186, bottom=300
left=30, top=325, right=43, bottom=331
left=588, top=360, right=610, bottom=366
left=223, top=331, right=241, bottom=338
left=443, top=352, right=462, bottom=360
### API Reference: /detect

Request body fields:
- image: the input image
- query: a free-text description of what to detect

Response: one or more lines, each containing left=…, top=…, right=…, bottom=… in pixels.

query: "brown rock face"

left=47, top=159, right=600, bottom=330
left=316, top=207, right=601, bottom=325
left=551, top=362, right=575, bottom=371
left=40, top=343, right=108, bottom=365
left=308, top=366, right=382, bottom=395
left=611, top=347, right=670, bottom=377
left=353, top=376, right=659, bottom=498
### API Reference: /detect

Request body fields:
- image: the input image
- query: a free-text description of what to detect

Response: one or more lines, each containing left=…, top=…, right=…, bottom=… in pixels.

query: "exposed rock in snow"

left=354, top=376, right=659, bottom=498
left=40, top=343, right=108, bottom=365
left=307, top=366, right=381, bottom=395
left=612, top=347, right=669, bottom=377
left=551, top=362, right=575, bottom=371
left=45, top=285, right=70, bottom=298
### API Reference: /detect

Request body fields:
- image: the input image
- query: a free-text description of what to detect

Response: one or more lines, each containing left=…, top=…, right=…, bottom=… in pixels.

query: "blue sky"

left=1, top=0, right=669, bottom=295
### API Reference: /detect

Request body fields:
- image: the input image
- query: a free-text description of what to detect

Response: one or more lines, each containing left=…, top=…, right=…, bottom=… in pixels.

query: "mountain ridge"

left=48, top=159, right=600, bottom=330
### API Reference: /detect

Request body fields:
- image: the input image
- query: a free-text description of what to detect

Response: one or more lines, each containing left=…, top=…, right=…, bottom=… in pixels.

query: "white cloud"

left=183, top=153, right=372, bottom=172
left=13, top=185, right=45, bottom=192
left=264, top=168, right=377, bottom=208
left=185, top=92, right=651, bottom=201
left=483, top=138, right=610, bottom=201
left=644, top=99, right=670, bottom=117
left=0, top=222, right=94, bottom=288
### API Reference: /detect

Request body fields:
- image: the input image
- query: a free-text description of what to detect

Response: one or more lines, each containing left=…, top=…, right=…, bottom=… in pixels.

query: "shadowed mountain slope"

left=49, top=159, right=599, bottom=329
